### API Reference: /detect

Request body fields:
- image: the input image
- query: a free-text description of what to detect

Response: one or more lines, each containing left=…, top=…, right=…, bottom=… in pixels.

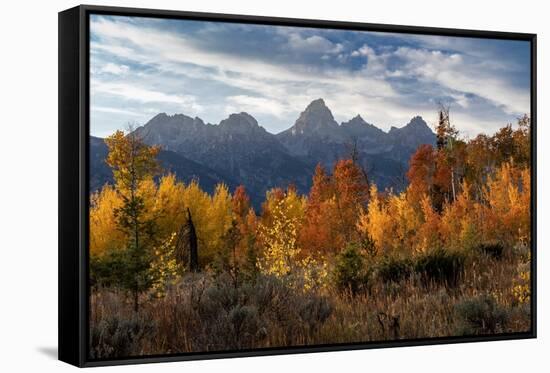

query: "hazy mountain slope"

left=89, top=136, right=236, bottom=196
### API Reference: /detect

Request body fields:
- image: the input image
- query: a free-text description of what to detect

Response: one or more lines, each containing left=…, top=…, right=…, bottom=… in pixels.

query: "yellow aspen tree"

left=89, top=185, right=125, bottom=257
left=258, top=199, right=300, bottom=277
left=207, top=183, right=233, bottom=258
left=518, top=168, right=531, bottom=244
left=154, top=173, right=187, bottom=240
left=364, top=185, right=394, bottom=255
left=440, top=181, right=481, bottom=251
left=388, top=191, right=422, bottom=254
left=415, top=194, right=442, bottom=253
left=483, top=162, right=530, bottom=245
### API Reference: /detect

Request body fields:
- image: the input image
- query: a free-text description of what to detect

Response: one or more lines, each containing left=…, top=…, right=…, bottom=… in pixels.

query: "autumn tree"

left=492, top=124, right=516, bottom=165
left=358, top=185, right=422, bottom=255
left=232, top=185, right=251, bottom=220
left=241, top=208, right=260, bottom=281
left=358, top=185, right=394, bottom=255
left=464, top=134, right=495, bottom=200
left=300, top=164, right=337, bottom=256
left=439, top=181, right=481, bottom=251
left=210, top=185, right=251, bottom=283
left=416, top=195, right=442, bottom=253
left=388, top=191, right=422, bottom=254
left=482, top=162, right=530, bottom=245
left=257, top=195, right=301, bottom=277
left=406, top=144, right=451, bottom=211
left=260, top=187, right=304, bottom=233
left=232, top=185, right=252, bottom=251
left=299, top=160, right=368, bottom=256
left=231, top=185, right=258, bottom=268
left=155, top=173, right=186, bottom=241
left=89, top=184, right=124, bottom=257
left=406, top=144, right=436, bottom=205
left=206, top=183, right=233, bottom=258
left=513, top=115, right=531, bottom=167
left=332, top=159, right=369, bottom=243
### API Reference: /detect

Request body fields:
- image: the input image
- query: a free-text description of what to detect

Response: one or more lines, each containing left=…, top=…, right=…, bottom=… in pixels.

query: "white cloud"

left=100, top=62, right=129, bottom=75
left=351, top=44, right=376, bottom=57
left=91, top=80, right=203, bottom=113
left=392, top=46, right=530, bottom=115
left=286, top=33, right=344, bottom=54
left=225, top=95, right=290, bottom=119
left=449, top=93, right=470, bottom=109
left=92, top=106, right=142, bottom=116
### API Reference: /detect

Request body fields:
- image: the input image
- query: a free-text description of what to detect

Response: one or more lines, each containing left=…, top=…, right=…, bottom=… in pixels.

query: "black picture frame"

left=59, top=4, right=537, bottom=367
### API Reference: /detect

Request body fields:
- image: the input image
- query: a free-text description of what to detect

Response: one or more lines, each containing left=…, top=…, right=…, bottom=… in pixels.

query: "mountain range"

left=90, top=98, right=436, bottom=207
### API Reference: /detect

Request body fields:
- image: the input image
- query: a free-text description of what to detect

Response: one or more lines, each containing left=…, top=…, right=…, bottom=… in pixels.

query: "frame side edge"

left=530, top=33, right=537, bottom=338
left=58, top=6, right=84, bottom=367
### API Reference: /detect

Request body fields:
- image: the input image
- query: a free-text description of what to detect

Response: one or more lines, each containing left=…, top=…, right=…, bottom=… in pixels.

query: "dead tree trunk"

left=175, top=208, right=199, bottom=272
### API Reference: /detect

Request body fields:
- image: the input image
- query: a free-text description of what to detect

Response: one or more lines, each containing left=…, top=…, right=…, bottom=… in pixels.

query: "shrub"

left=227, top=305, right=261, bottom=347
left=298, top=295, right=333, bottom=332
left=475, top=242, right=505, bottom=259
left=512, top=241, right=530, bottom=262
left=454, top=295, right=510, bottom=335
left=359, top=233, right=378, bottom=260
left=333, top=244, right=366, bottom=294
left=90, top=314, right=156, bottom=359
left=196, top=275, right=264, bottom=349
left=192, top=272, right=334, bottom=349
left=375, top=256, right=413, bottom=283
left=249, top=275, right=289, bottom=317
left=414, top=249, right=465, bottom=287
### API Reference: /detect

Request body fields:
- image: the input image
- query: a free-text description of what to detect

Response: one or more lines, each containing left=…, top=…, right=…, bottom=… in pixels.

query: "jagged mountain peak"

left=341, top=114, right=386, bottom=140
left=301, top=98, right=335, bottom=120
left=406, top=115, right=429, bottom=129
left=143, top=112, right=204, bottom=127
left=219, top=112, right=268, bottom=136
left=283, top=98, right=339, bottom=137
left=151, top=112, right=169, bottom=120
left=389, top=116, right=431, bottom=135
left=220, top=112, right=258, bottom=127
left=306, top=98, right=329, bottom=110
left=387, top=116, right=435, bottom=150
left=344, top=114, right=365, bottom=124
left=341, top=114, right=370, bottom=127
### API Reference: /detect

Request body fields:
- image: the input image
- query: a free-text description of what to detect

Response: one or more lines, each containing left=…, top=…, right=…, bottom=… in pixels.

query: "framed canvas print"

left=58, top=5, right=537, bottom=367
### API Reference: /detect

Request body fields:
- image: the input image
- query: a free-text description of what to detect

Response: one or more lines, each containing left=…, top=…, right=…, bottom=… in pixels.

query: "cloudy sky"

left=90, top=15, right=531, bottom=138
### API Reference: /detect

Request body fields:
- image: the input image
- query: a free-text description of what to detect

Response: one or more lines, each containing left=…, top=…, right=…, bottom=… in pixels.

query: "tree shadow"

left=36, top=346, right=58, bottom=360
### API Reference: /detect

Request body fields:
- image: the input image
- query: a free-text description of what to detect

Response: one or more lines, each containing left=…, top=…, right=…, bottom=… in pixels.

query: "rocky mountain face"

left=277, top=99, right=434, bottom=161
left=131, top=111, right=313, bottom=206
left=387, top=116, right=436, bottom=150
left=90, top=99, right=436, bottom=208
left=275, top=99, right=435, bottom=189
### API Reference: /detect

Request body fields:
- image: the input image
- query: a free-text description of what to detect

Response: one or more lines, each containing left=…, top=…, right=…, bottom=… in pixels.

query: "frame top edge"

left=73, top=4, right=535, bottom=40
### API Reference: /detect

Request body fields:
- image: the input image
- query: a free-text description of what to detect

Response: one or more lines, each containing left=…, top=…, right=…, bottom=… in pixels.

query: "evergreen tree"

left=105, top=129, right=161, bottom=312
